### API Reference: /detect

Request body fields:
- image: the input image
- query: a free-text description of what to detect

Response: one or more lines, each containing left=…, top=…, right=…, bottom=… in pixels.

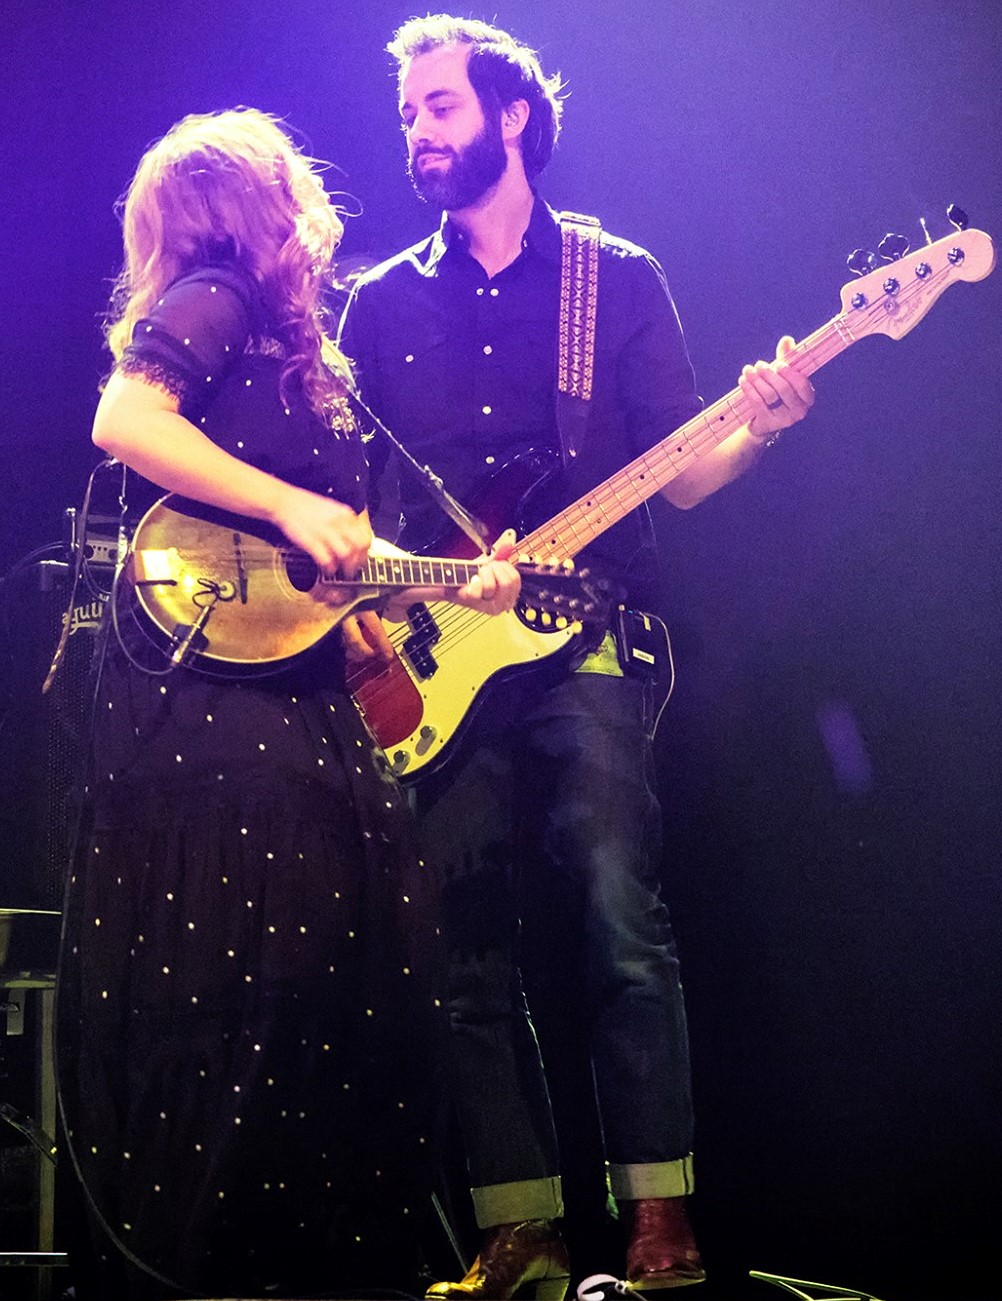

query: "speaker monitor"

left=1, top=560, right=104, bottom=910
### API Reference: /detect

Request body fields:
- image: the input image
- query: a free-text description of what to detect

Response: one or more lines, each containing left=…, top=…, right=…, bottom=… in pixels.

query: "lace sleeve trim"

left=118, top=354, right=193, bottom=406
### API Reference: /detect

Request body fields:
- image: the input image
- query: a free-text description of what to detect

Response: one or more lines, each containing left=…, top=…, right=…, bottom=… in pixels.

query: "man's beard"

left=408, top=117, right=507, bottom=211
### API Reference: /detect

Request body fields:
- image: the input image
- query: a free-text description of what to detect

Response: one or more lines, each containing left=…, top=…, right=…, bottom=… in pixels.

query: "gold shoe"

left=426, top=1219, right=570, bottom=1300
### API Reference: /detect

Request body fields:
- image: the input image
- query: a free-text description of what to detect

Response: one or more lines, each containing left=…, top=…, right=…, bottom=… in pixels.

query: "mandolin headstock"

left=516, top=562, right=622, bottom=633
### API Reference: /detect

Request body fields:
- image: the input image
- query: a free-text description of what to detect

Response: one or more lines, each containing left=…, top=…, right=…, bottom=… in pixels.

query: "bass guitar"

left=124, top=496, right=615, bottom=671
left=348, top=222, right=995, bottom=779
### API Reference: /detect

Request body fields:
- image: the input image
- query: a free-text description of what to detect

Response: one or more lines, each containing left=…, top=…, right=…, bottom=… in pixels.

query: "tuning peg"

left=846, top=248, right=877, bottom=277
left=947, top=204, right=969, bottom=231
left=877, top=232, right=910, bottom=262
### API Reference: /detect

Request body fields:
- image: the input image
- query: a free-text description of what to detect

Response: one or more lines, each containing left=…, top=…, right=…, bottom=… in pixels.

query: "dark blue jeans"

left=418, top=671, right=694, bottom=1225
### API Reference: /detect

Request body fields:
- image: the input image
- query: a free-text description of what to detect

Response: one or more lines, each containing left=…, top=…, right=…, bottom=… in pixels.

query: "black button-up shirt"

left=339, top=198, right=701, bottom=608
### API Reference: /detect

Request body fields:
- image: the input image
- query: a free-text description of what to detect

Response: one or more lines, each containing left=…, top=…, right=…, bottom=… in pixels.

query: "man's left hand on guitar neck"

left=664, top=334, right=815, bottom=509
left=741, top=334, right=815, bottom=442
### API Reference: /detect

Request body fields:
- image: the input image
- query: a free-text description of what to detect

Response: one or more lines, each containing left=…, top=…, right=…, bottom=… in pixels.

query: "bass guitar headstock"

left=839, top=206, right=994, bottom=342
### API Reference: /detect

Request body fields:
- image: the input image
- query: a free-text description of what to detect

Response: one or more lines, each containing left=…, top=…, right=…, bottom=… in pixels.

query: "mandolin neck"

left=345, top=553, right=484, bottom=591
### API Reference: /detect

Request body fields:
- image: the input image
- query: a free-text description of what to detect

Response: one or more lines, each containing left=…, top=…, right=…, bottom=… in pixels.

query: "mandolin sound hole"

left=285, top=551, right=319, bottom=592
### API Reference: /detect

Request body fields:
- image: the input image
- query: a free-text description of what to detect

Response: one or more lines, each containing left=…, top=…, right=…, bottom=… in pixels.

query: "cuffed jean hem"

left=471, top=1176, right=564, bottom=1228
left=608, top=1155, right=695, bottom=1201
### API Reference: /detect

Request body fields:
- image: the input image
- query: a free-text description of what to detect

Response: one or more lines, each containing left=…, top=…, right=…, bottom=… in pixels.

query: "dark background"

left=2, top=2, right=1000, bottom=1298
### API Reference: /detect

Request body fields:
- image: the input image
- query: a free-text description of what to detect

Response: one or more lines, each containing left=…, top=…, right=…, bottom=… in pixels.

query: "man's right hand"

left=342, top=609, right=396, bottom=663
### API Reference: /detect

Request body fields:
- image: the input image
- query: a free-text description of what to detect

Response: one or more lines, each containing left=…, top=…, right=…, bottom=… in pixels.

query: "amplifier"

left=0, top=557, right=107, bottom=909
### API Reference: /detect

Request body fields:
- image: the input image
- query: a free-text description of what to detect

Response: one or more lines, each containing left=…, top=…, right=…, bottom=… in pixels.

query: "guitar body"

left=349, top=451, right=592, bottom=777
left=360, top=598, right=584, bottom=776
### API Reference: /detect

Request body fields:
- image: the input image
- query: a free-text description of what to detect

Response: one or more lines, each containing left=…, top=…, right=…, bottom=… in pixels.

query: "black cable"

left=107, top=550, right=179, bottom=677
left=0, top=1101, right=57, bottom=1164
left=0, top=543, right=65, bottom=587
left=41, top=458, right=123, bottom=695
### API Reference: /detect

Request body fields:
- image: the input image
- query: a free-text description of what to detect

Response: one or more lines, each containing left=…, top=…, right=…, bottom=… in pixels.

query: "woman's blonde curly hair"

left=106, top=107, right=352, bottom=421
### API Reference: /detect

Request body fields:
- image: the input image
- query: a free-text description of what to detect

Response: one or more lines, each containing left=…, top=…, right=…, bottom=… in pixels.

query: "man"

left=339, top=16, right=814, bottom=1297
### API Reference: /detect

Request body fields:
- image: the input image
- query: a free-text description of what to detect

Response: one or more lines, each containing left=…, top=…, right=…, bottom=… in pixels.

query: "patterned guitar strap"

left=557, top=210, right=626, bottom=669
left=558, top=211, right=671, bottom=694
left=556, top=210, right=601, bottom=466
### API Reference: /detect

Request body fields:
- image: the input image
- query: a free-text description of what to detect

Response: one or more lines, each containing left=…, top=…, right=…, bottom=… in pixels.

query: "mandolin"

left=125, top=495, right=615, bottom=671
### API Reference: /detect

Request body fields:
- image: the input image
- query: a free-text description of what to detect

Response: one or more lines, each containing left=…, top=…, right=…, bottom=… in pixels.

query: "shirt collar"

left=426, top=193, right=563, bottom=270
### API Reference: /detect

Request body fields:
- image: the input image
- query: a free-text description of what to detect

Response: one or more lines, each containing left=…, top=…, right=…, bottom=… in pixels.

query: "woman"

left=56, top=108, right=518, bottom=1300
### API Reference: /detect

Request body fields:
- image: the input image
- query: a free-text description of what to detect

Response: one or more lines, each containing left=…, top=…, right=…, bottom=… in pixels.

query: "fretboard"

left=352, top=554, right=482, bottom=590
left=519, top=311, right=857, bottom=562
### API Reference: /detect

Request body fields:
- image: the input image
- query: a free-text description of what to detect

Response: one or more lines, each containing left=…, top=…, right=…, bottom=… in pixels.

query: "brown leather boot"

left=426, top=1219, right=571, bottom=1300
left=624, top=1197, right=705, bottom=1290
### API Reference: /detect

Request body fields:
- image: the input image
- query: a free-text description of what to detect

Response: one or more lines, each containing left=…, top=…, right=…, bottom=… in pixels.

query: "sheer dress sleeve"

left=119, top=266, right=258, bottom=418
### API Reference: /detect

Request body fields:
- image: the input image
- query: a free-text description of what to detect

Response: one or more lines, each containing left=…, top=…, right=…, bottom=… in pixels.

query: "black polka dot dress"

left=56, top=268, right=444, bottom=1299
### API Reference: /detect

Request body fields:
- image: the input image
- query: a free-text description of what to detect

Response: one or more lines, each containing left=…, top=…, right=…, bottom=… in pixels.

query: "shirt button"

left=489, top=287, right=500, bottom=297
left=483, top=345, right=493, bottom=356
left=476, top=287, right=485, bottom=296
left=485, top=455, right=496, bottom=465
left=482, top=405, right=492, bottom=415
left=404, top=354, right=414, bottom=363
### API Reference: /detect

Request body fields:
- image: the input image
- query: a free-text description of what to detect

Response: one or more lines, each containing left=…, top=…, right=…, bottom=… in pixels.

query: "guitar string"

left=136, top=543, right=574, bottom=621
left=137, top=543, right=486, bottom=583
left=346, top=256, right=961, bottom=717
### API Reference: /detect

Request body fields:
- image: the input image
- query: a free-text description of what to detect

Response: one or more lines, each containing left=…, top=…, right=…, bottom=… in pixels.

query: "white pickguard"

left=373, top=601, right=580, bottom=776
